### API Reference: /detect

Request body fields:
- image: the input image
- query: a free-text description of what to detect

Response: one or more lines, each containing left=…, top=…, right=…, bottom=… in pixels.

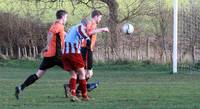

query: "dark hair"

left=91, top=10, right=102, bottom=18
left=56, top=10, right=67, bottom=19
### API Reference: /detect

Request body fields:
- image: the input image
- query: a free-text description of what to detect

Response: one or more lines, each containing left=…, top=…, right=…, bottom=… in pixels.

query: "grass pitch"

left=0, top=60, right=200, bottom=109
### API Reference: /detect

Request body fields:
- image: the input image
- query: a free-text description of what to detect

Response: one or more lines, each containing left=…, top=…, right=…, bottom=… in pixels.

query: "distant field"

left=0, top=60, right=200, bottom=109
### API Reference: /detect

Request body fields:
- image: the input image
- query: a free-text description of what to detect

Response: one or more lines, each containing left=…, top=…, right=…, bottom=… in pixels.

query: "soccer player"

left=15, top=10, right=68, bottom=100
left=77, top=10, right=109, bottom=93
left=61, top=18, right=91, bottom=102
left=82, top=10, right=109, bottom=79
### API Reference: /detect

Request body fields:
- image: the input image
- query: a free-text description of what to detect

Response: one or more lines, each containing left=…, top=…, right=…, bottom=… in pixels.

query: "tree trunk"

left=22, top=47, right=25, bottom=58
left=33, top=46, right=36, bottom=58
left=10, top=46, right=14, bottom=57
left=137, top=36, right=141, bottom=61
left=179, top=47, right=182, bottom=63
left=29, top=46, right=32, bottom=57
left=23, top=47, right=28, bottom=58
left=170, top=49, right=173, bottom=63
left=6, top=48, right=9, bottom=57
left=18, top=46, right=21, bottom=59
left=130, top=42, right=134, bottom=59
left=192, top=45, right=195, bottom=63
left=162, top=35, right=167, bottom=63
left=122, top=42, right=125, bottom=59
left=131, top=47, right=133, bottom=60
left=146, top=37, right=149, bottom=60
left=22, top=47, right=27, bottom=58
left=136, top=48, right=139, bottom=61
left=159, top=49, right=163, bottom=63
left=153, top=47, right=156, bottom=62
left=101, top=0, right=119, bottom=56
left=35, top=46, right=38, bottom=57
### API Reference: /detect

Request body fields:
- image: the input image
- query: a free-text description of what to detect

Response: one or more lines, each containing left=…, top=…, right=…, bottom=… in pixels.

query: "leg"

left=85, top=50, right=99, bottom=92
left=62, top=54, right=74, bottom=98
left=22, top=70, right=46, bottom=89
left=77, top=50, right=96, bottom=94
left=77, top=49, right=97, bottom=93
left=81, top=47, right=87, bottom=67
left=54, top=56, right=64, bottom=69
left=15, top=70, right=45, bottom=100
left=76, top=67, right=89, bottom=100
left=62, top=53, right=88, bottom=101
left=69, top=71, right=77, bottom=96
left=86, top=50, right=93, bottom=79
left=76, top=76, right=82, bottom=97
left=68, top=70, right=81, bottom=102
left=15, top=57, right=55, bottom=100
left=87, top=81, right=100, bottom=92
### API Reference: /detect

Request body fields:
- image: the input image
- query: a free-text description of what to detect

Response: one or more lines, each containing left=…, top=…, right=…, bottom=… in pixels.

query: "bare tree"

left=179, top=1, right=200, bottom=63
left=150, top=0, right=172, bottom=63
left=21, top=0, right=153, bottom=58
left=0, top=11, right=47, bottom=59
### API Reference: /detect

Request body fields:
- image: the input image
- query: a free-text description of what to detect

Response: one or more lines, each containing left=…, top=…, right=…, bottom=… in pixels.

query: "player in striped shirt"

left=62, top=18, right=91, bottom=102
left=64, top=10, right=109, bottom=98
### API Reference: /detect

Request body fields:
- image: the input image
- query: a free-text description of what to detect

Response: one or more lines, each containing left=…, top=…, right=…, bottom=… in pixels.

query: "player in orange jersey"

left=81, top=10, right=109, bottom=79
left=15, top=10, right=68, bottom=100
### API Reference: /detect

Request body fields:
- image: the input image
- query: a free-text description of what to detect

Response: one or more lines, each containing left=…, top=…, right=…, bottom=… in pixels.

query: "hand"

left=102, top=27, right=109, bottom=32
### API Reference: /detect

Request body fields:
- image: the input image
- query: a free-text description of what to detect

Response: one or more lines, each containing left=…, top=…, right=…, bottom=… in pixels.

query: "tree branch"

left=119, top=0, right=155, bottom=23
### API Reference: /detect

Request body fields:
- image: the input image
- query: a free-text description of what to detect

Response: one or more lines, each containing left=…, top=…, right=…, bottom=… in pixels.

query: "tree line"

left=0, top=12, right=48, bottom=59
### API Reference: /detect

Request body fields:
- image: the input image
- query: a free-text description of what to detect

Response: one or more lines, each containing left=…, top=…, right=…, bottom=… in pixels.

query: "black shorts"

left=39, top=56, right=63, bottom=70
left=81, top=47, right=93, bottom=70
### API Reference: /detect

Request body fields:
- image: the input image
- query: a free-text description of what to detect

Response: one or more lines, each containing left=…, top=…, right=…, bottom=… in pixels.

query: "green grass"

left=0, top=60, right=200, bottom=109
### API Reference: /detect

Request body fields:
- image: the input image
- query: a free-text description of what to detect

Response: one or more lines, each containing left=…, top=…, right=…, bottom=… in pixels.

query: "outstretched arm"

left=88, top=27, right=109, bottom=36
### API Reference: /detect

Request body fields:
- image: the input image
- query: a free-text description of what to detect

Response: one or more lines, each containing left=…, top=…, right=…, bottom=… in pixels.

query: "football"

left=121, top=23, right=134, bottom=34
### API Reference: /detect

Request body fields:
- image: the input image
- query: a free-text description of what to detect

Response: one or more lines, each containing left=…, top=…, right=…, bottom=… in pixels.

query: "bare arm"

left=47, top=32, right=53, bottom=45
left=89, top=27, right=109, bottom=35
left=43, top=32, right=53, bottom=51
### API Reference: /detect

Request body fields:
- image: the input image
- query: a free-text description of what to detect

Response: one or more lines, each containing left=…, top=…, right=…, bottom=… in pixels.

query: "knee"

left=78, top=71, right=85, bottom=77
left=70, top=72, right=77, bottom=79
left=77, top=68, right=86, bottom=79
left=86, top=70, right=93, bottom=79
left=36, top=70, right=45, bottom=78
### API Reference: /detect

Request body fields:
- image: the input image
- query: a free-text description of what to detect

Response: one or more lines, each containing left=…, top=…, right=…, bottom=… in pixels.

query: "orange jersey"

left=82, top=20, right=97, bottom=50
left=43, top=21, right=65, bottom=57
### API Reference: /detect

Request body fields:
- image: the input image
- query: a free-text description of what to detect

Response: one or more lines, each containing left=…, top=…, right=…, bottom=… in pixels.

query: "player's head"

left=81, top=18, right=90, bottom=28
left=56, top=10, right=68, bottom=25
left=91, top=10, right=102, bottom=24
